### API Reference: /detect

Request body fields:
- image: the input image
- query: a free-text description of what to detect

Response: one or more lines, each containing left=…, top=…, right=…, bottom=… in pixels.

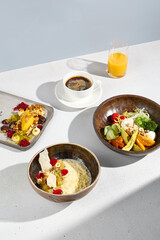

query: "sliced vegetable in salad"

left=104, top=108, right=158, bottom=151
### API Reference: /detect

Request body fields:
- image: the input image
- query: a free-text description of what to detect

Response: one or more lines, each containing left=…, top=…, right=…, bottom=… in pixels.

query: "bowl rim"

left=93, top=94, right=160, bottom=156
left=28, top=142, right=101, bottom=197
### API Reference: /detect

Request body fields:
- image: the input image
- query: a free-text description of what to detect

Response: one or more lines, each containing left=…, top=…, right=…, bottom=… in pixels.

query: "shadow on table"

left=0, top=163, right=71, bottom=222
left=53, top=177, right=160, bottom=240
left=67, top=58, right=111, bottom=78
left=36, top=81, right=83, bottom=112
left=68, top=107, right=144, bottom=167
left=0, top=143, right=21, bottom=152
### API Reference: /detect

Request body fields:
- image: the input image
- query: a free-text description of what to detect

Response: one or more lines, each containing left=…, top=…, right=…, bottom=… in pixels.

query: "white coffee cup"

left=62, top=71, right=95, bottom=102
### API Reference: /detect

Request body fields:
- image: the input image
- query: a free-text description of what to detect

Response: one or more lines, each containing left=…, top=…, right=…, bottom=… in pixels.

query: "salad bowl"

left=93, top=94, right=160, bottom=156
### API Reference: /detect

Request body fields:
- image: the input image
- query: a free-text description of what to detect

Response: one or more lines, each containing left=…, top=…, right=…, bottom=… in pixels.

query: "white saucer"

left=55, top=80, right=102, bottom=108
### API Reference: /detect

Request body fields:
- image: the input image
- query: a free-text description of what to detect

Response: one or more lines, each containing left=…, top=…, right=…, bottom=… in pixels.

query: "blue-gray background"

left=0, top=0, right=160, bottom=72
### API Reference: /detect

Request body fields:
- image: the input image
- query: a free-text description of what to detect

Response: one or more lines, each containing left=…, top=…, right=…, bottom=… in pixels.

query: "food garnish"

left=32, top=127, right=41, bottom=136
left=37, top=125, right=43, bottom=130
left=53, top=189, right=63, bottom=195
left=19, top=139, right=30, bottom=147
left=36, top=172, right=44, bottom=179
left=50, top=158, right=57, bottom=166
left=7, top=130, right=15, bottom=138
left=104, top=108, right=158, bottom=151
left=1, top=125, right=9, bottom=133
left=12, top=133, right=20, bottom=143
left=61, top=169, right=69, bottom=176
left=13, top=102, right=29, bottom=111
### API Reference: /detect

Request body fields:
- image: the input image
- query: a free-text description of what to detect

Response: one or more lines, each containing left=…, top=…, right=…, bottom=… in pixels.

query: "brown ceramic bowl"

left=28, top=143, right=100, bottom=202
left=93, top=94, right=160, bottom=156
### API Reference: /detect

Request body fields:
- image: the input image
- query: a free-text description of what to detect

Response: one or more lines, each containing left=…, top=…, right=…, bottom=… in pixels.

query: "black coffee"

left=65, top=76, right=92, bottom=91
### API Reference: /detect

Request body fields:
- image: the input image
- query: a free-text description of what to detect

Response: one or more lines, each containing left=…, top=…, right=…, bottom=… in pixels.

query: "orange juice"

left=108, top=53, right=128, bottom=77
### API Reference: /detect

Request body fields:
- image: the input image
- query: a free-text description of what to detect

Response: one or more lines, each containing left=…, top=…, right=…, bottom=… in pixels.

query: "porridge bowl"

left=28, top=143, right=100, bottom=202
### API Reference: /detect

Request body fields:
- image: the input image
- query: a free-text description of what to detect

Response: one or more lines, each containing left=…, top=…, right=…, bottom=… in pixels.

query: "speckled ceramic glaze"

left=28, top=143, right=100, bottom=202
left=93, top=94, right=160, bottom=156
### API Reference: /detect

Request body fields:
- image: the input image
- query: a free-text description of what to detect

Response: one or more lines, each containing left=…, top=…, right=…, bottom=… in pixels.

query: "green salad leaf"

left=135, top=116, right=158, bottom=131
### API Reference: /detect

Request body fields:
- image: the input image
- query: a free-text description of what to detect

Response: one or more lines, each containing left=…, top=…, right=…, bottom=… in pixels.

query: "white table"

left=0, top=40, right=160, bottom=240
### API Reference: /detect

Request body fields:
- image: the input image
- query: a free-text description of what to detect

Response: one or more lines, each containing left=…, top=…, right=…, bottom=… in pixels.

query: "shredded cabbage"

left=123, top=108, right=150, bottom=119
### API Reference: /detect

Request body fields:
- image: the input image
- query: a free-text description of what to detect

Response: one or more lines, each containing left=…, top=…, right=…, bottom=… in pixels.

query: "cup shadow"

left=68, top=107, right=144, bottom=167
left=0, top=163, right=71, bottom=222
left=36, top=81, right=81, bottom=112
left=67, top=58, right=112, bottom=78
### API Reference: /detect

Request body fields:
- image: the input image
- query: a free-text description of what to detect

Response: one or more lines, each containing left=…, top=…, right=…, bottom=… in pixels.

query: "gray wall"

left=0, top=0, right=160, bottom=72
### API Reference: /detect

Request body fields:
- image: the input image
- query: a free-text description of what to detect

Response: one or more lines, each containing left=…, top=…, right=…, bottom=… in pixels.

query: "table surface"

left=0, top=40, right=160, bottom=240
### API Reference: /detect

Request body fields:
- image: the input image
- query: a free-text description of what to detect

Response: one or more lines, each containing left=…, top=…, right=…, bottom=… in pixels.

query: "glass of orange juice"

left=108, top=40, right=128, bottom=78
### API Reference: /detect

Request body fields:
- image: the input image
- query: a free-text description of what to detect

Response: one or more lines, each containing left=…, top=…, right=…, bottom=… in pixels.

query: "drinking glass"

left=108, top=40, right=128, bottom=78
